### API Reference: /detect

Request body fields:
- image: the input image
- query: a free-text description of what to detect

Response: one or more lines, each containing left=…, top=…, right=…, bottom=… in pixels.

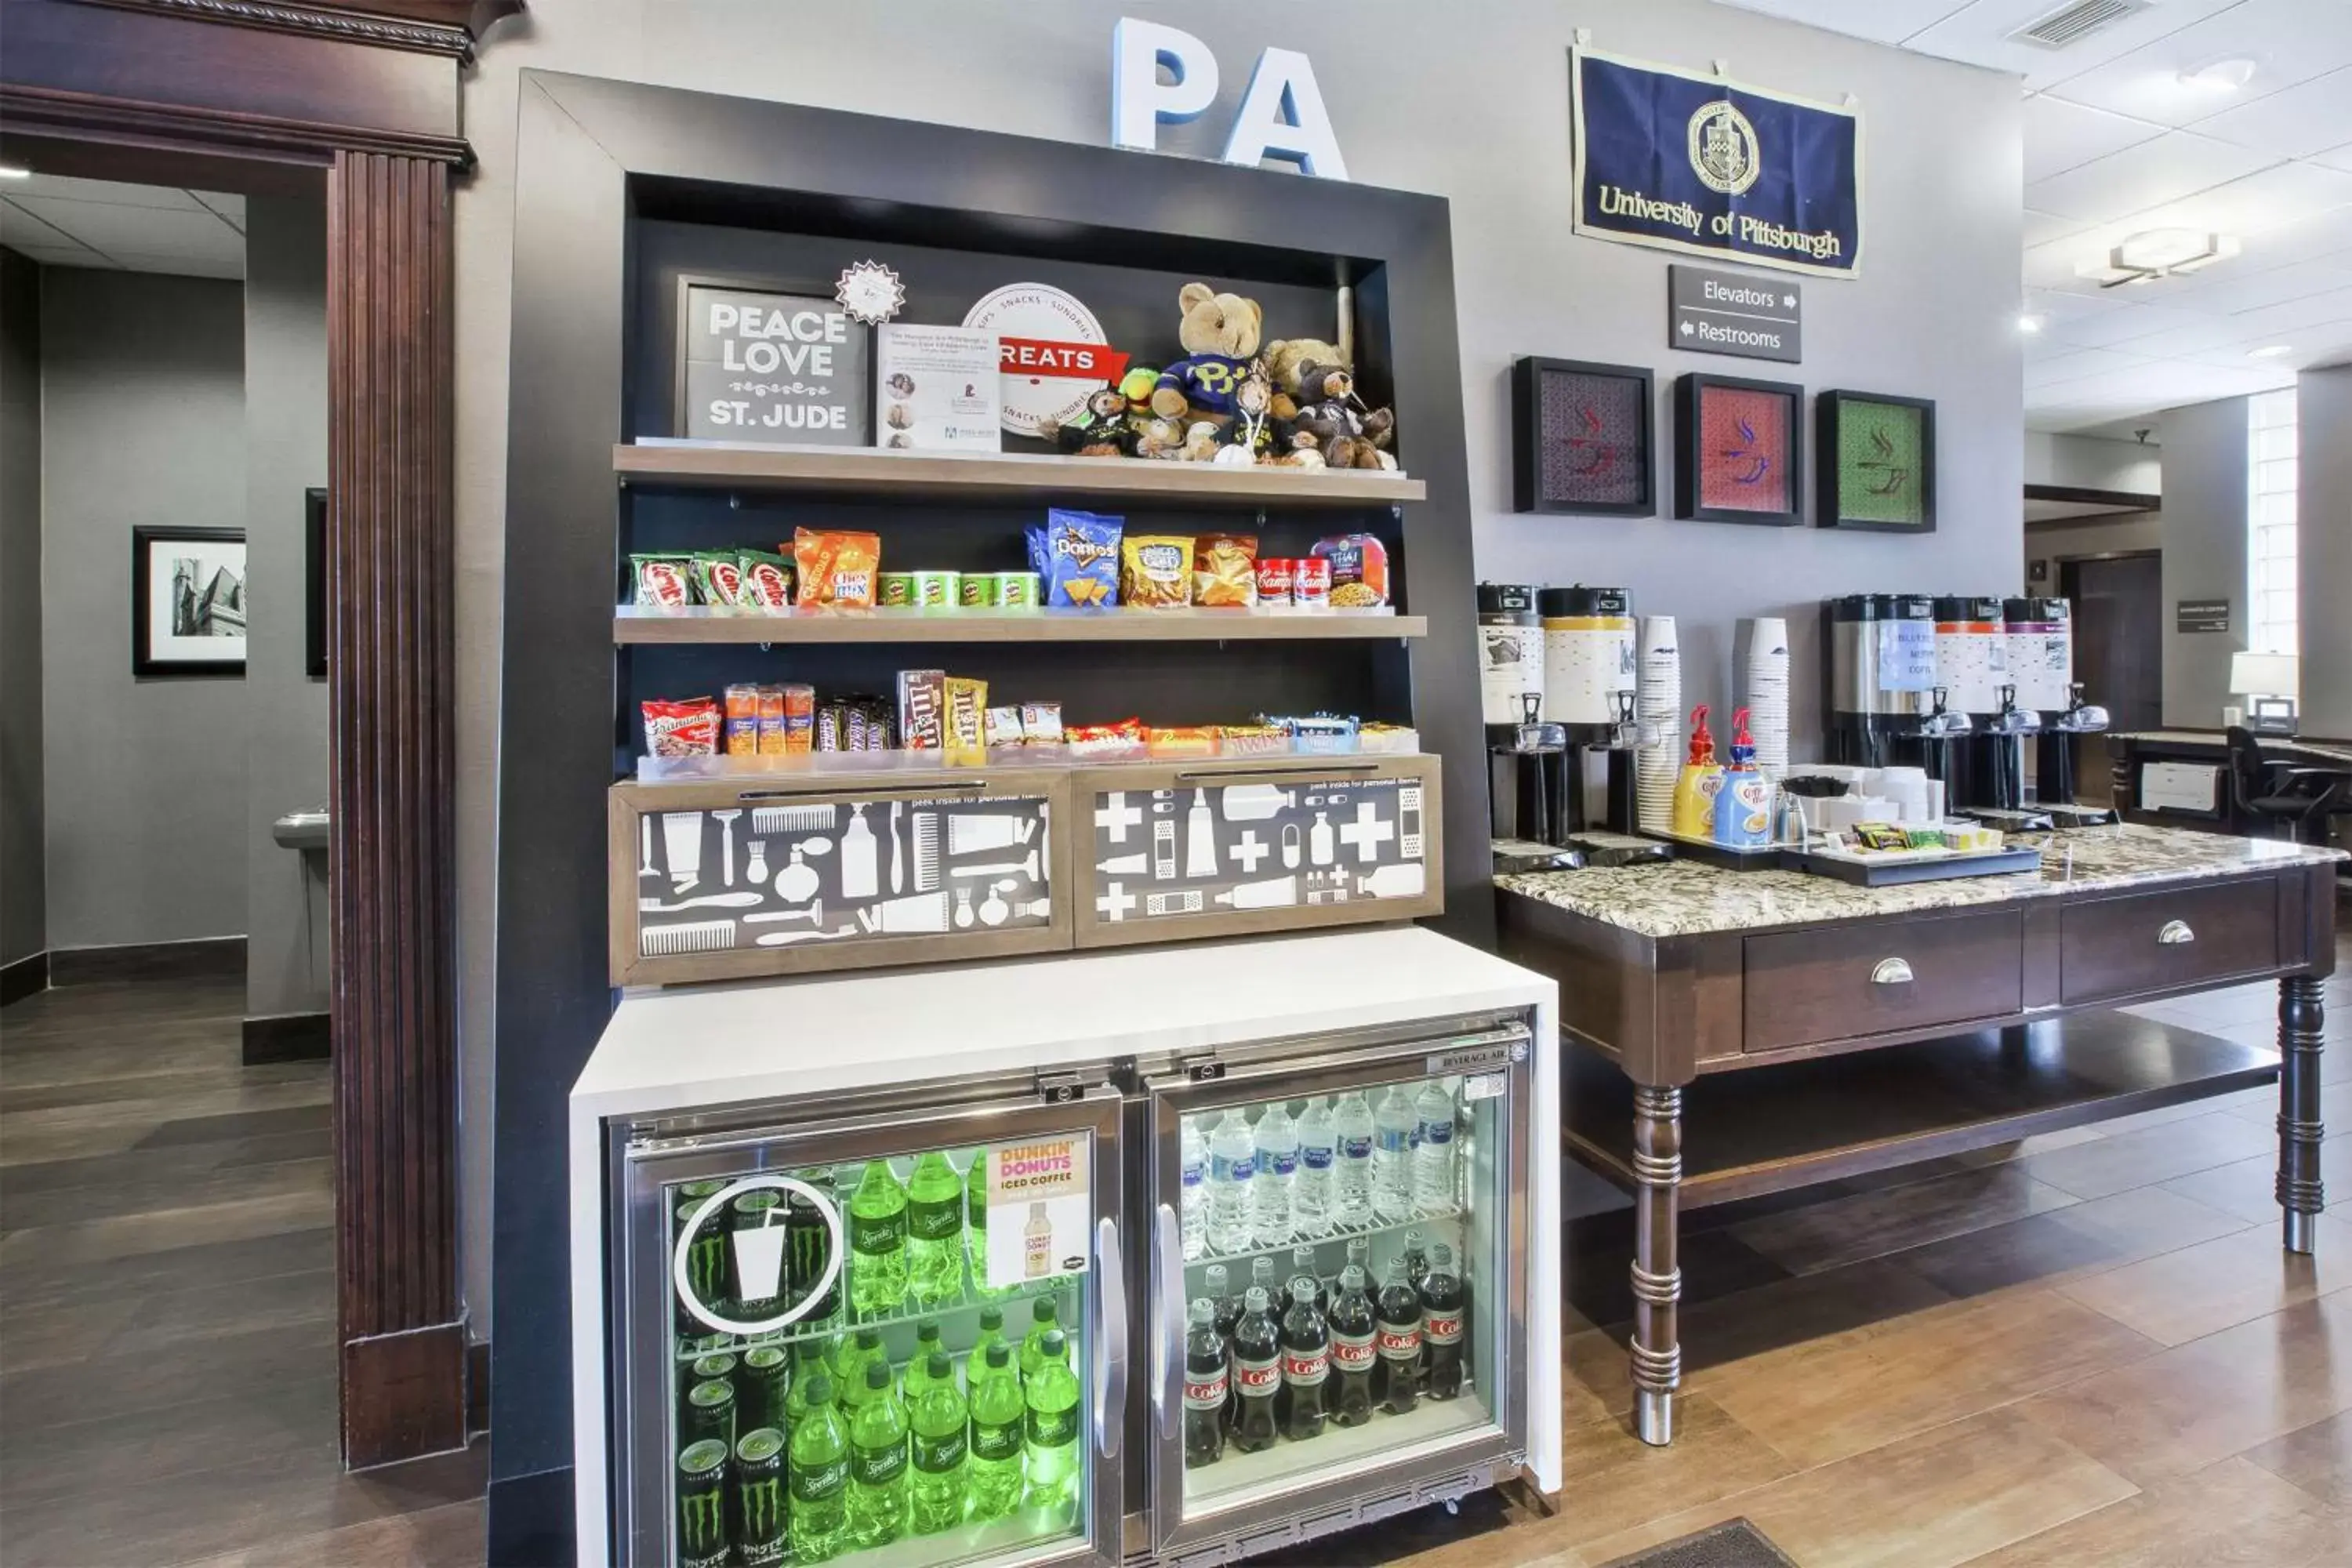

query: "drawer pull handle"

left=1871, top=957, right=1914, bottom=985
left=2159, top=920, right=2195, bottom=945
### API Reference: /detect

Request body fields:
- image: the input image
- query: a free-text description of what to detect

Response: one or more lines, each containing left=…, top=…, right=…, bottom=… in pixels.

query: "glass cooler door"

left=1141, top=1017, right=1533, bottom=1559
left=608, top=1079, right=1127, bottom=1568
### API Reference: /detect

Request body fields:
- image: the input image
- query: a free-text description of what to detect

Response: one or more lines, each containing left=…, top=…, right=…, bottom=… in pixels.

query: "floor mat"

left=1595, top=1518, right=1801, bottom=1568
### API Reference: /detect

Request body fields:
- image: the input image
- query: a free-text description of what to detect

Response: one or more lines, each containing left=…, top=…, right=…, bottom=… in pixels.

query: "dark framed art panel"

left=670, top=270, right=875, bottom=445
left=1673, top=371, right=1804, bottom=527
left=1817, top=389, right=1936, bottom=533
left=1510, top=356, right=1654, bottom=516
left=130, top=524, right=246, bottom=677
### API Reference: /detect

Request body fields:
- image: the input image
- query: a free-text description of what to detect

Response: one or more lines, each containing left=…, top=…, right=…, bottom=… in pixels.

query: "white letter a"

left=1221, top=47, right=1348, bottom=180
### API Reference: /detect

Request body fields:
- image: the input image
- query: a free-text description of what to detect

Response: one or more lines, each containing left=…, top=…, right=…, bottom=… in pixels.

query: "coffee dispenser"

left=1481, top=583, right=1577, bottom=866
left=1824, top=594, right=1939, bottom=768
left=2006, top=597, right=2111, bottom=822
left=1538, top=585, right=1645, bottom=848
left=1929, top=596, right=2004, bottom=811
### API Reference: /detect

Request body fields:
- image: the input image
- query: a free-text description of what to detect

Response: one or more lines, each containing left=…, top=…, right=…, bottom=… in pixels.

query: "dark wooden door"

left=2062, top=551, right=2162, bottom=803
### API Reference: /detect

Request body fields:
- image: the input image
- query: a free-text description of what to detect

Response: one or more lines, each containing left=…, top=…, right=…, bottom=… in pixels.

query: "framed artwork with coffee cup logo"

left=1817, top=389, right=1936, bottom=533
left=1510, top=357, right=1655, bottom=517
left=1673, top=371, right=1803, bottom=526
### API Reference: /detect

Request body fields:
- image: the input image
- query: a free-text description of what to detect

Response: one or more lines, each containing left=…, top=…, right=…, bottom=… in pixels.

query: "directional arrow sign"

left=1670, top=263, right=1802, bottom=364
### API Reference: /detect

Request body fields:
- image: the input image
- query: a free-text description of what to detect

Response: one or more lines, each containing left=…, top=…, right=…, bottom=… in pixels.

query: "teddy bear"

left=1041, top=383, right=1138, bottom=457
left=1283, top=359, right=1397, bottom=470
left=1151, top=283, right=1263, bottom=429
left=1262, top=336, right=1345, bottom=420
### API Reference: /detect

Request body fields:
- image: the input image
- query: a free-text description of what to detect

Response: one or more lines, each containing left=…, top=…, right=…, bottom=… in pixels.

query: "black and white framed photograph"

left=305, top=487, right=328, bottom=679
left=132, top=524, right=246, bottom=677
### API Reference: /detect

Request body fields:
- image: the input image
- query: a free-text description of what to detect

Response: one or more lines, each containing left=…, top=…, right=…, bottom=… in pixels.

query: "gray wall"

left=2157, top=396, right=2249, bottom=729
left=1, top=249, right=42, bottom=970
left=2301, top=365, right=2352, bottom=739
left=39, top=269, right=248, bottom=950
left=243, top=195, right=331, bottom=1020
left=2026, top=512, right=2162, bottom=593
left=2025, top=431, right=2159, bottom=494
left=452, top=2, right=2026, bottom=1336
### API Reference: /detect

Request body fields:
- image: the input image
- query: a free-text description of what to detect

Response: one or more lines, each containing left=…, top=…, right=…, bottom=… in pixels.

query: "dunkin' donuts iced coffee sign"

left=982, top=1137, right=1091, bottom=1289
left=680, top=282, right=872, bottom=445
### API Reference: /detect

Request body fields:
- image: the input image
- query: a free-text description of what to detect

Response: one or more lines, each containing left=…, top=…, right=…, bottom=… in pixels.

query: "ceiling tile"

left=1900, top=0, right=2244, bottom=89
left=2035, top=0, right=2352, bottom=127
left=189, top=191, right=245, bottom=232
left=0, top=198, right=78, bottom=249
left=5, top=196, right=241, bottom=260
left=2318, top=142, right=2352, bottom=174
left=3, top=243, right=114, bottom=270
left=3, top=173, right=201, bottom=209
left=2228, top=285, right=2352, bottom=335
left=2025, top=130, right=2278, bottom=222
left=2024, top=345, right=2159, bottom=390
left=2168, top=255, right=2352, bottom=314
left=2021, top=94, right=2166, bottom=182
left=2097, top=313, right=2280, bottom=358
left=2045, top=299, right=2216, bottom=347
left=107, top=251, right=245, bottom=281
left=2119, top=158, right=2352, bottom=238
left=2023, top=206, right=2092, bottom=247
left=2190, top=67, right=2352, bottom=159
left=1709, top=0, right=1976, bottom=44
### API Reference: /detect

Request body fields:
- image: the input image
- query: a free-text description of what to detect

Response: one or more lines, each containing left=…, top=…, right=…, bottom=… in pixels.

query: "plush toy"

left=1266, top=416, right=1327, bottom=468
left=1116, top=363, right=1161, bottom=419
left=1042, top=383, right=1138, bottom=457
left=1152, top=283, right=1263, bottom=427
left=1179, top=420, right=1225, bottom=463
left=1263, top=337, right=1345, bottom=419
left=1285, top=360, right=1397, bottom=470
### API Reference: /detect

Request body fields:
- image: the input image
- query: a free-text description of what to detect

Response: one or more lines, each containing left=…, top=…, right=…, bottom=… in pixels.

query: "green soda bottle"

left=906, top=1152, right=965, bottom=1308
left=1022, top=1329, right=1080, bottom=1521
left=971, top=1305, right=1007, bottom=1373
left=908, top=1350, right=970, bottom=1534
left=966, top=1150, right=1004, bottom=1300
left=1020, top=1294, right=1069, bottom=1384
left=848, top=1160, right=909, bottom=1316
left=787, top=1374, right=850, bottom=1564
left=847, top=1360, right=909, bottom=1548
left=905, top=1321, right=946, bottom=1399
left=965, top=1342, right=1025, bottom=1522
left=833, top=1327, right=884, bottom=1413
left=785, top=1340, right=831, bottom=1425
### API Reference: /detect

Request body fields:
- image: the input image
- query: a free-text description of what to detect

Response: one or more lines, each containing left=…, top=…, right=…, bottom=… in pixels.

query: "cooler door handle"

left=1093, top=1215, right=1127, bottom=1461
left=1153, top=1201, right=1185, bottom=1441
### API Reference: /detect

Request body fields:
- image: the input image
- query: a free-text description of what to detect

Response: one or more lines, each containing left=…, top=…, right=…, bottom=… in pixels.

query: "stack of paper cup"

left=1636, top=615, right=1683, bottom=834
left=1740, top=616, right=1792, bottom=779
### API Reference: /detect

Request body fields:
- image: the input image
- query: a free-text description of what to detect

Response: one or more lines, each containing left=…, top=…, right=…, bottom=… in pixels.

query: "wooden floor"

left=2, top=956, right=2348, bottom=1567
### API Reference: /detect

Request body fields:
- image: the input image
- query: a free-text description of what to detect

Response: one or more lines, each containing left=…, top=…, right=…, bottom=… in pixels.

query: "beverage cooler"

left=568, top=931, right=1558, bottom=1568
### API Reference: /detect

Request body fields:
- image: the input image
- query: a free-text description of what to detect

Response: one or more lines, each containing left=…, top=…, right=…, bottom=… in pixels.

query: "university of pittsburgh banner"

left=1572, top=47, right=1863, bottom=278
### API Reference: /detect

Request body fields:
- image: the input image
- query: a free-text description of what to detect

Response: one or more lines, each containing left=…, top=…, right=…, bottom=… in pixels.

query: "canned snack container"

left=1256, top=557, right=1295, bottom=604
left=996, top=571, right=1041, bottom=607
left=959, top=574, right=1000, bottom=608
left=877, top=572, right=916, bottom=608
left=911, top=569, right=960, bottom=608
left=1291, top=556, right=1332, bottom=607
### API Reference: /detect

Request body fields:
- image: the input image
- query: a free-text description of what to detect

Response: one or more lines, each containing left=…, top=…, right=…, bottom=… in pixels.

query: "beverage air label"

left=851, top=1443, right=906, bottom=1488
left=1425, top=1312, right=1465, bottom=1346
left=1232, top=1354, right=1282, bottom=1395
left=1331, top=1331, right=1377, bottom=1373
left=1377, top=1324, right=1422, bottom=1359
left=1027, top=1405, right=1079, bottom=1449
left=914, top=1432, right=967, bottom=1473
left=1184, top=1369, right=1229, bottom=1410
left=793, top=1457, right=849, bottom=1504
left=981, top=1138, right=1091, bottom=1290
left=1281, top=1348, right=1330, bottom=1387
left=971, top=1417, right=1023, bottom=1462
left=907, top=1196, right=960, bottom=1243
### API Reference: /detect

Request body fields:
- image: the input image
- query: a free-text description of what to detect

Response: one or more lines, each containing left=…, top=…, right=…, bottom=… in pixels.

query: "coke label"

left=1376, top=1326, right=1422, bottom=1359
left=1183, top=1370, right=1229, bottom=1410
left=1232, top=1355, right=1281, bottom=1395
left=1281, top=1348, right=1330, bottom=1387
left=1425, top=1313, right=1464, bottom=1346
left=1331, top=1332, right=1376, bottom=1373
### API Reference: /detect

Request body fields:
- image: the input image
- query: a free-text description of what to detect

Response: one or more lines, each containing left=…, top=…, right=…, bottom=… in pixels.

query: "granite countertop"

left=1496, top=823, right=2345, bottom=938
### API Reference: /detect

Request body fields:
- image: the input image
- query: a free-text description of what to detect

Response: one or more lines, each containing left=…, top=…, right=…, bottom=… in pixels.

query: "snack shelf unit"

left=614, top=605, right=1430, bottom=645
left=615, top=439, right=1428, bottom=509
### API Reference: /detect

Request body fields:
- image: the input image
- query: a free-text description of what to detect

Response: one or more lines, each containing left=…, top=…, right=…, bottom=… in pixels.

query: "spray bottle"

left=1715, top=706, right=1773, bottom=848
left=1670, top=704, right=1726, bottom=840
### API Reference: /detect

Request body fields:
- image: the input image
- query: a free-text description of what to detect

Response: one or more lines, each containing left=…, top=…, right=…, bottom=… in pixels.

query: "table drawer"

left=2060, top=878, right=2278, bottom=1006
left=1744, top=909, right=2024, bottom=1053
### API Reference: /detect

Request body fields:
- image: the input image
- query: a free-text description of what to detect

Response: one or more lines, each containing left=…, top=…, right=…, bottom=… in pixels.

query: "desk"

left=1495, top=824, right=2341, bottom=1446
left=2110, top=730, right=2352, bottom=833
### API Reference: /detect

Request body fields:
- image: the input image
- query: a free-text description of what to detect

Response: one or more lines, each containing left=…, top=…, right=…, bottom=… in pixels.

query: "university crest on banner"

left=1571, top=47, right=1863, bottom=278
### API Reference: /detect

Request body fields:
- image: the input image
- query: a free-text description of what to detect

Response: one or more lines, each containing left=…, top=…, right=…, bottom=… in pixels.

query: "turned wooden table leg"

left=2279, top=975, right=2326, bottom=1254
left=1630, top=1084, right=1683, bottom=1446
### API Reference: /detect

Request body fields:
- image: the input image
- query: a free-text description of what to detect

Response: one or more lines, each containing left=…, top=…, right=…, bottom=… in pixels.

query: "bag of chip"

left=641, top=696, right=720, bottom=757
left=630, top=554, right=692, bottom=608
left=737, top=550, right=794, bottom=609
left=691, top=551, right=747, bottom=607
left=1025, top=509, right=1122, bottom=608
left=1311, top=533, right=1391, bottom=608
left=1192, top=534, right=1258, bottom=608
left=791, top=528, right=882, bottom=608
left=1120, top=534, right=1194, bottom=608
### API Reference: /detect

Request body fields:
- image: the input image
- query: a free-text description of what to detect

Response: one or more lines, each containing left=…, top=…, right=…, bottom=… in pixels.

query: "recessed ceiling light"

left=2180, top=56, right=2258, bottom=92
left=2018, top=313, right=2047, bottom=333
left=2249, top=345, right=2292, bottom=358
left=0, top=165, right=30, bottom=180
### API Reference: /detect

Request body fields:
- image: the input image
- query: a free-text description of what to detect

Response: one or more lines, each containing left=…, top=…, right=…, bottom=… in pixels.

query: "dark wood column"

left=328, top=147, right=464, bottom=1468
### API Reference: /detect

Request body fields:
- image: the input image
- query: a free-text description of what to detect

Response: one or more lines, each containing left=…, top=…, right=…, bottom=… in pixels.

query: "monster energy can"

left=683, top=1376, right=737, bottom=1453
left=733, top=1427, right=789, bottom=1568
left=676, top=1188, right=733, bottom=1336
left=732, top=1190, right=786, bottom=1316
left=787, top=1187, right=839, bottom=1326
left=677, top=1437, right=732, bottom=1568
left=741, top=1345, right=790, bottom=1433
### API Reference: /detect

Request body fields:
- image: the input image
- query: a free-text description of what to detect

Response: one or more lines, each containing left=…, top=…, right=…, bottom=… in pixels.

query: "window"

left=2247, top=389, right=2298, bottom=658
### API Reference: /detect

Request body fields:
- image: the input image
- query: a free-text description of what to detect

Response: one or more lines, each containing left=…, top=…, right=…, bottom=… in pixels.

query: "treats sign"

left=681, top=283, right=871, bottom=445
left=1110, top=17, right=1349, bottom=181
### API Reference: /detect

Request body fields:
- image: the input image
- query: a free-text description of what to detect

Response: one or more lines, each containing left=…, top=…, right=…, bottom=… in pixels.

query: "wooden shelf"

left=615, top=604, right=1428, bottom=644
left=1565, top=1011, right=2277, bottom=1209
left=613, top=440, right=1426, bottom=507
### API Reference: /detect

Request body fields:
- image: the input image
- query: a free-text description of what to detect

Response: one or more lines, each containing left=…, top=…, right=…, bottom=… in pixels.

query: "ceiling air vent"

left=2009, top=0, right=2151, bottom=49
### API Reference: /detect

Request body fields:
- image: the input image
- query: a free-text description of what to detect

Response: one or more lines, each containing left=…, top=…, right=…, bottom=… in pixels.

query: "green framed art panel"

left=1817, top=390, right=1936, bottom=533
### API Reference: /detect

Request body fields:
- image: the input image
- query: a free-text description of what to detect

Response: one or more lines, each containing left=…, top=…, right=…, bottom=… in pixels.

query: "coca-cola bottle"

left=1279, top=1244, right=1318, bottom=1316
left=1333, top=1236, right=1370, bottom=1301
left=1182, top=1298, right=1227, bottom=1468
left=1229, top=1287, right=1281, bottom=1454
left=1279, top=1277, right=1330, bottom=1443
left=1374, top=1255, right=1421, bottom=1416
left=1326, top=1265, right=1376, bottom=1428
left=1206, top=1263, right=1240, bottom=1430
left=1402, top=1228, right=1430, bottom=1293
left=1420, top=1243, right=1468, bottom=1401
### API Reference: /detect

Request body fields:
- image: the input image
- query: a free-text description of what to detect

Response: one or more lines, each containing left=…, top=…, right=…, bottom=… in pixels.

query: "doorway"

left=2060, top=550, right=2162, bottom=802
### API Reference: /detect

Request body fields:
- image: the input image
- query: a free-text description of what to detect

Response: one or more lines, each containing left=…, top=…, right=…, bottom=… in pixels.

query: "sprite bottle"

left=965, top=1342, right=1025, bottom=1522
left=908, top=1349, right=970, bottom=1534
left=972, top=1304, right=1007, bottom=1368
left=1022, top=1329, right=1080, bottom=1522
left=905, top=1320, right=946, bottom=1399
left=906, top=1151, right=965, bottom=1308
left=1020, top=1294, right=1069, bottom=1384
left=847, top=1359, right=909, bottom=1548
left=787, top=1374, right=850, bottom=1564
left=834, top=1327, right=884, bottom=1413
left=848, top=1160, right=909, bottom=1316
left=784, top=1340, right=831, bottom=1425
left=966, top=1149, right=1004, bottom=1300
left=733, top=1427, right=788, bottom=1568
left=676, top=1438, right=732, bottom=1568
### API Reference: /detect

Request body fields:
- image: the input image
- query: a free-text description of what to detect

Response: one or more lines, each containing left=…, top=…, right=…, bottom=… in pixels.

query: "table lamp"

left=2230, top=651, right=2299, bottom=736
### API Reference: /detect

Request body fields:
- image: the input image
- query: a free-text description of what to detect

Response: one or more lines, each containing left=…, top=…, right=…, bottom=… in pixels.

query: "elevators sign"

left=980, top=1137, right=1091, bottom=1289
left=679, top=283, right=872, bottom=444
left=1671, top=264, right=1801, bottom=363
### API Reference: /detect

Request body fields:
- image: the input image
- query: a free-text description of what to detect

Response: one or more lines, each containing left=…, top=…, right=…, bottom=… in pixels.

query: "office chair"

left=2225, top=726, right=2350, bottom=846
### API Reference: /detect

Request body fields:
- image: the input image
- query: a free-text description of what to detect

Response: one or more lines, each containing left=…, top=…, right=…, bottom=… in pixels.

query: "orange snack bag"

left=790, top=528, right=882, bottom=608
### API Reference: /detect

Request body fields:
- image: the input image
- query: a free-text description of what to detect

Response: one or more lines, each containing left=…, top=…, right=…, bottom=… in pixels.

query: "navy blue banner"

left=1572, top=49, right=1861, bottom=278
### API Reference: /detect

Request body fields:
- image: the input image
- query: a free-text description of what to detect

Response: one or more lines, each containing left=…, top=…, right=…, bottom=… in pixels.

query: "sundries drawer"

left=1744, top=909, right=2024, bottom=1053
left=2060, top=877, right=2278, bottom=1006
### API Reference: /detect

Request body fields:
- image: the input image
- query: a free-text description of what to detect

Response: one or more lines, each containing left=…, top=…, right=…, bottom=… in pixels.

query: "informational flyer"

left=982, top=1136, right=1091, bottom=1289
left=875, top=325, right=1001, bottom=452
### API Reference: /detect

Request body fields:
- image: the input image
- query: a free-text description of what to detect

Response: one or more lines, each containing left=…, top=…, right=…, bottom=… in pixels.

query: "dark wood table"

left=1496, top=825, right=2340, bottom=1446
left=2110, top=729, right=2352, bottom=835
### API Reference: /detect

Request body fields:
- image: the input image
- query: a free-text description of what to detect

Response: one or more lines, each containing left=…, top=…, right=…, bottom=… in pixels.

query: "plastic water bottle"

left=1372, top=1086, right=1417, bottom=1221
left=1180, top=1116, right=1207, bottom=1261
left=1206, top=1108, right=1255, bottom=1256
left=1413, top=1080, right=1458, bottom=1215
left=1252, top=1101, right=1298, bottom=1247
left=1293, top=1098, right=1335, bottom=1238
left=1332, top=1091, right=1375, bottom=1225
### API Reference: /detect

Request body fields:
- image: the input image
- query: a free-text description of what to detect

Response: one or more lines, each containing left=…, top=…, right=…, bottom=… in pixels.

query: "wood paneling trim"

left=329, top=148, right=463, bottom=1467
left=73, top=0, right=480, bottom=57
left=0, top=84, right=469, bottom=165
